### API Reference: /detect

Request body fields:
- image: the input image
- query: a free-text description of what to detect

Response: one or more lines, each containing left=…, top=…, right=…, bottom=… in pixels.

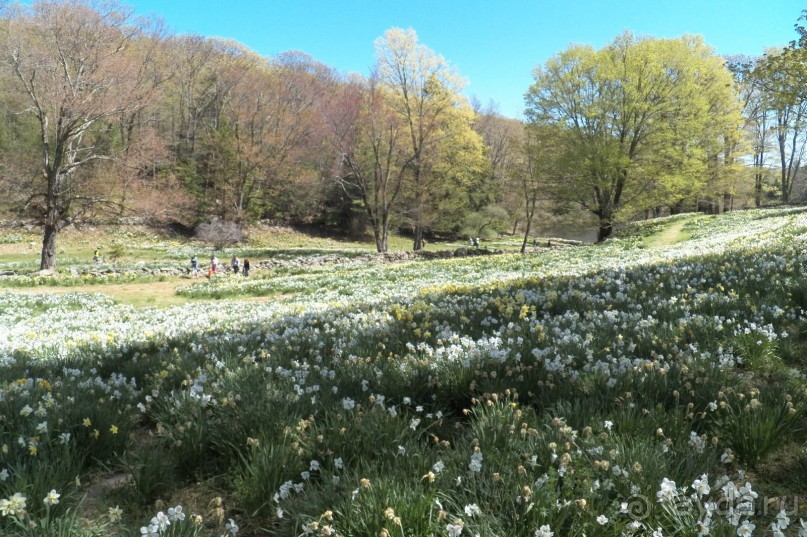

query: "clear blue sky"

left=127, top=0, right=803, bottom=119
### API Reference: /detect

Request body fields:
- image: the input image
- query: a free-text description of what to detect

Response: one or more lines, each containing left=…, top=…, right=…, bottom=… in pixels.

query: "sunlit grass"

left=641, top=217, right=695, bottom=248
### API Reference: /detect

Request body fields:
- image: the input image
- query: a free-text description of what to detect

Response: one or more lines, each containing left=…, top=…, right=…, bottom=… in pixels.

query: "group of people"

left=190, top=254, right=250, bottom=279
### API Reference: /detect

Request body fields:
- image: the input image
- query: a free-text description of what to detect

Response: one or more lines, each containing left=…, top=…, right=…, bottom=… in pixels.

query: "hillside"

left=1, top=207, right=807, bottom=536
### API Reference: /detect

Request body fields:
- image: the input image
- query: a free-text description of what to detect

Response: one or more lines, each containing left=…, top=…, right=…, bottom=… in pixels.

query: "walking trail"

left=645, top=218, right=692, bottom=248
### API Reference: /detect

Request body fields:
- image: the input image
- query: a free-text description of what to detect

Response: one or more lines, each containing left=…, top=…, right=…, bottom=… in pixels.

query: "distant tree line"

left=0, top=0, right=804, bottom=268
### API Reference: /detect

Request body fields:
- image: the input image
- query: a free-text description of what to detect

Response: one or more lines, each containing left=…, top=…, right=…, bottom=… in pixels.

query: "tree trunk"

left=40, top=223, right=58, bottom=270
left=40, top=167, right=66, bottom=270
left=410, top=155, right=427, bottom=252
left=779, top=131, right=792, bottom=203
left=373, top=223, right=388, bottom=253
left=521, top=194, right=538, bottom=254
left=520, top=218, right=532, bottom=254
left=412, top=225, right=423, bottom=251
left=370, top=218, right=384, bottom=253
left=597, top=218, right=613, bottom=242
left=723, top=192, right=733, bottom=213
left=379, top=212, right=389, bottom=253
left=412, top=182, right=424, bottom=251
left=753, top=151, right=763, bottom=208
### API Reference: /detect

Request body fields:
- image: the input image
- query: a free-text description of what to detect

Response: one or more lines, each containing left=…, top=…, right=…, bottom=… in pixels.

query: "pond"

left=533, top=226, right=599, bottom=243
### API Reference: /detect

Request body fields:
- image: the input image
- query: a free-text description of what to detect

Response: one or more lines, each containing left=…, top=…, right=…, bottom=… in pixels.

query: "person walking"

left=242, top=258, right=250, bottom=277
left=191, top=255, right=199, bottom=278
left=231, top=255, right=240, bottom=274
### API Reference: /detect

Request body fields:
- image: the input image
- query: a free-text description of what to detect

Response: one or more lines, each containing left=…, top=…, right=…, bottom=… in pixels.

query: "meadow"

left=2, top=208, right=807, bottom=536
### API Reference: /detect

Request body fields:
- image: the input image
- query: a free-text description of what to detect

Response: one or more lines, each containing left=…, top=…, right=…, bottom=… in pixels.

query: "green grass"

left=640, top=216, right=699, bottom=248
left=0, top=225, right=437, bottom=272
left=0, top=224, right=491, bottom=306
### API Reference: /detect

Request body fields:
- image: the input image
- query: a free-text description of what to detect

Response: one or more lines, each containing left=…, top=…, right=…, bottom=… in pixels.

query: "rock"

left=252, top=245, right=513, bottom=272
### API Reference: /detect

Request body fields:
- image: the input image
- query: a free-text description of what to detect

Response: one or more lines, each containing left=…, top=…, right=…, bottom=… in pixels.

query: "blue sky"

left=128, top=0, right=803, bottom=118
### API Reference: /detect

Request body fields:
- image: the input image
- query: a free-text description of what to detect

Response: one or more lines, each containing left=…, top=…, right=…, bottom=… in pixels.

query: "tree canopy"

left=525, top=33, right=743, bottom=240
left=0, top=2, right=803, bottom=264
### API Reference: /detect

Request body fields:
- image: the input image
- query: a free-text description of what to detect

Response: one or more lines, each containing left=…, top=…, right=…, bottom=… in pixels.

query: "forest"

left=0, top=1, right=804, bottom=266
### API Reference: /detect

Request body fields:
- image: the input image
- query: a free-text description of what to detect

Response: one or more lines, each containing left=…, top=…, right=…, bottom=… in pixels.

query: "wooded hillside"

left=0, top=1, right=805, bottom=267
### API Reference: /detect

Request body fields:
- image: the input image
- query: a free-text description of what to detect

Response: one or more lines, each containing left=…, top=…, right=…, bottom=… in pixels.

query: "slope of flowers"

left=1, top=207, right=807, bottom=536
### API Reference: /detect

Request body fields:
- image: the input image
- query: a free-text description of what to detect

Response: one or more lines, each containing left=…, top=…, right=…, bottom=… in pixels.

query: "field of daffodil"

left=3, top=208, right=807, bottom=536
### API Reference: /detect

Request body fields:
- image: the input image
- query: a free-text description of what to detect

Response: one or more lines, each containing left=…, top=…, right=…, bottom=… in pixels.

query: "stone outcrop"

left=256, top=247, right=503, bottom=270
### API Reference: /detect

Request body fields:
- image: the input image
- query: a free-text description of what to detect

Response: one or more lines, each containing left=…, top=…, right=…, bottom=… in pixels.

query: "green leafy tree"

left=374, top=28, right=483, bottom=250
left=421, top=104, right=490, bottom=237
left=525, top=33, right=742, bottom=241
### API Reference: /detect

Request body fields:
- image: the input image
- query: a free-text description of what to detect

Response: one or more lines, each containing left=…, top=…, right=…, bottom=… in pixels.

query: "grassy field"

left=2, top=209, right=807, bottom=536
left=0, top=225, right=467, bottom=307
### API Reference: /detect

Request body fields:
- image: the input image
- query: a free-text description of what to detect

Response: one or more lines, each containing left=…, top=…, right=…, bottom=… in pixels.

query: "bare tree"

left=166, top=41, right=331, bottom=221
left=2, top=0, right=160, bottom=269
left=166, top=35, right=224, bottom=169
left=727, top=55, right=774, bottom=208
left=325, top=75, right=408, bottom=252
left=219, top=50, right=332, bottom=221
left=195, top=219, right=242, bottom=252
left=472, top=102, right=524, bottom=233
